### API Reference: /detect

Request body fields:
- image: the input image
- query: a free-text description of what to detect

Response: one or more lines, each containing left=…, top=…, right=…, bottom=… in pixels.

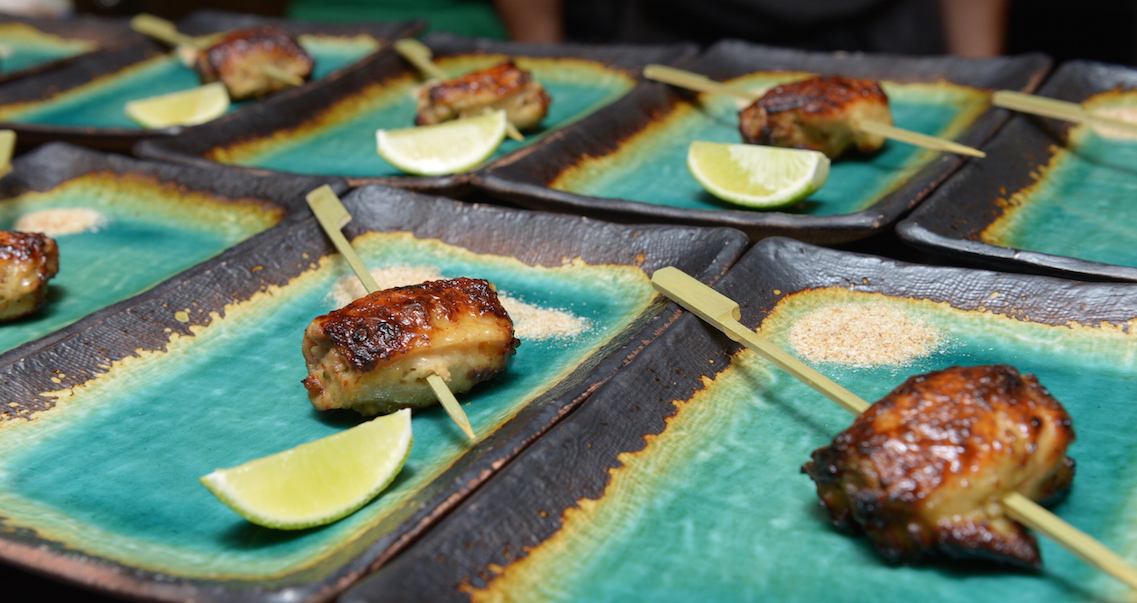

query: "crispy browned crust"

left=195, top=26, right=314, bottom=100
left=304, top=277, right=516, bottom=377
left=802, top=365, right=1075, bottom=568
left=738, top=75, right=891, bottom=158
left=0, top=231, right=59, bottom=321
left=415, top=60, right=551, bottom=130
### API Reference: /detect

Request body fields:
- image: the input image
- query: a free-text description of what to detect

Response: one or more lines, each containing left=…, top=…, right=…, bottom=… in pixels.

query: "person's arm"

left=940, top=0, right=1010, bottom=57
left=493, top=0, right=564, bottom=42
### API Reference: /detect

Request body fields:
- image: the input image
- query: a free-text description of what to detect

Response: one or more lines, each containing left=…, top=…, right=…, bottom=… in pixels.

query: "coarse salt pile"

left=789, top=304, right=941, bottom=367
left=14, top=208, right=106, bottom=236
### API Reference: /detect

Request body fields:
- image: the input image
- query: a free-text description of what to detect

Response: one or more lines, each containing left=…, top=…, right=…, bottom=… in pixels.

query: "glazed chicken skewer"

left=644, top=64, right=986, bottom=158
left=650, top=265, right=1137, bottom=590
left=305, top=185, right=477, bottom=440
left=130, top=14, right=309, bottom=98
left=394, top=38, right=530, bottom=142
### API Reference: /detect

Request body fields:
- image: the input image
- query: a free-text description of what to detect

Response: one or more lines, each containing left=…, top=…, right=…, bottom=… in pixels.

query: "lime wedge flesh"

left=124, top=82, right=230, bottom=129
left=200, top=408, right=413, bottom=530
left=376, top=110, right=507, bottom=176
left=687, top=141, right=830, bottom=209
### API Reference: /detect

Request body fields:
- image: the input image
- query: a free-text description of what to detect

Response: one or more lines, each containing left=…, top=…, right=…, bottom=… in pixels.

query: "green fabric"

left=286, top=0, right=508, bottom=39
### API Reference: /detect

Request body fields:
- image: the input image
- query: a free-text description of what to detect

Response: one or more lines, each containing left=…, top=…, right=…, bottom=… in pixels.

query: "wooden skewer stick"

left=394, top=38, right=525, bottom=142
left=130, top=14, right=302, bottom=88
left=643, top=64, right=986, bottom=158
left=992, top=90, right=1137, bottom=136
left=650, top=265, right=1137, bottom=591
left=305, top=185, right=476, bottom=441
left=0, top=130, right=14, bottom=178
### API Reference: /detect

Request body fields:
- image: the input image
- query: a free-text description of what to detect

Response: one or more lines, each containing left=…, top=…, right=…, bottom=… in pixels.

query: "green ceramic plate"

left=134, top=32, right=696, bottom=196
left=0, top=142, right=342, bottom=359
left=474, top=40, right=1051, bottom=244
left=0, top=10, right=422, bottom=153
left=0, top=185, right=747, bottom=601
left=348, top=237, right=1137, bottom=603
left=898, top=60, right=1137, bottom=283
left=0, top=14, right=135, bottom=84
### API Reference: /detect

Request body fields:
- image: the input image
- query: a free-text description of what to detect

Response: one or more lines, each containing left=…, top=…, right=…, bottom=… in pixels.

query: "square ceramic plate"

left=347, top=236, right=1137, bottom=603
left=0, top=141, right=343, bottom=360
left=133, top=32, right=697, bottom=196
left=471, top=39, right=1051, bottom=244
left=0, top=184, right=747, bottom=602
left=0, top=13, right=141, bottom=84
left=0, top=9, right=423, bottom=153
left=897, top=60, right=1137, bottom=282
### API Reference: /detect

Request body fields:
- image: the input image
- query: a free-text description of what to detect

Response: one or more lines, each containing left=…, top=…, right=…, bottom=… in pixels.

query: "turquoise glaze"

left=474, top=291, right=1137, bottom=602
left=555, top=79, right=984, bottom=216
left=983, top=128, right=1137, bottom=268
left=218, top=57, right=634, bottom=178
left=0, top=232, right=656, bottom=580
left=0, top=174, right=280, bottom=353
left=0, top=24, right=93, bottom=74
left=0, top=37, right=379, bottom=129
left=0, top=41, right=89, bottom=74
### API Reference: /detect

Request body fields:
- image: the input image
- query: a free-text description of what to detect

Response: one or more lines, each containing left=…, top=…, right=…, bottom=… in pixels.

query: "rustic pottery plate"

left=0, top=184, right=747, bottom=601
left=471, top=40, right=1051, bottom=244
left=897, top=60, right=1137, bottom=282
left=0, top=13, right=140, bottom=84
left=0, top=142, right=342, bottom=359
left=0, top=10, right=423, bottom=153
left=133, top=32, right=697, bottom=196
left=348, top=236, right=1137, bottom=603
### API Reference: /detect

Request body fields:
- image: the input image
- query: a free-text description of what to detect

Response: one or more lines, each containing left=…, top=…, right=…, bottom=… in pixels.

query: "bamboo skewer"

left=643, top=64, right=986, bottom=158
left=305, top=185, right=476, bottom=441
left=992, top=90, right=1137, bottom=136
left=394, top=38, right=526, bottom=142
left=129, top=14, right=303, bottom=88
left=0, top=130, right=14, bottom=178
left=650, top=265, right=1137, bottom=591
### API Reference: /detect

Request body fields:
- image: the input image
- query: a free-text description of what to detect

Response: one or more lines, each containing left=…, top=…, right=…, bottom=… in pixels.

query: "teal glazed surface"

left=556, top=79, right=981, bottom=216
left=983, top=128, right=1137, bottom=268
left=0, top=37, right=379, bottom=129
left=0, top=174, right=279, bottom=353
left=475, top=292, right=1137, bottom=602
left=219, top=56, right=634, bottom=178
left=0, top=41, right=88, bottom=74
left=0, top=232, right=655, bottom=580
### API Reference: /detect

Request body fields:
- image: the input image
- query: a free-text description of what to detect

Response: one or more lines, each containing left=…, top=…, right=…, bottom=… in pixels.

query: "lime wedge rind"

left=376, top=110, right=508, bottom=176
left=687, top=141, right=830, bottom=209
left=200, top=408, right=413, bottom=530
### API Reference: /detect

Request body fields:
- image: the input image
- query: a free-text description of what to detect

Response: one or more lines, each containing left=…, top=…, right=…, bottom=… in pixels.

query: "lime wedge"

left=687, top=141, right=830, bottom=209
left=124, top=82, right=230, bottom=129
left=200, top=408, right=413, bottom=530
left=376, top=110, right=507, bottom=176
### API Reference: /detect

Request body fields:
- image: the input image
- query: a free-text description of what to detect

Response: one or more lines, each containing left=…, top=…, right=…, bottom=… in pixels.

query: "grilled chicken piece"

left=738, top=75, right=892, bottom=159
left=415, top=61, right=551, bottom=131
left=194, top=26, right=314, bottom=101
left=0, top=231, right=59, bottom=321
left=302, top=277, right=519, bottom=417
left=802, top=365, right=1075, bottom=568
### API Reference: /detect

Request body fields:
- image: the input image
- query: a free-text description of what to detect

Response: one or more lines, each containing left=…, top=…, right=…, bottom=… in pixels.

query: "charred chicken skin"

left=738, top=75, right=892, bottom=159
left=0, top=231, right=59, bottom=321
left=802, top=365, right=1075, bottom=568
left=194, top=26, right=314, bottom=101
left=302, top=277, right=519, bottom=417
left=415, top=60, right=551, bottom=131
